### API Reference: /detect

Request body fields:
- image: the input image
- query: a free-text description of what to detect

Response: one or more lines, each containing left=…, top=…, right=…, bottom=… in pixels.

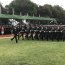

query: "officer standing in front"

left=11, top=26, right=18, bottom=43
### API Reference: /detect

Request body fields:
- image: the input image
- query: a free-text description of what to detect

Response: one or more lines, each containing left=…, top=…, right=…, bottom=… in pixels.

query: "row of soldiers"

left=11, top=24, right=65, bottom=43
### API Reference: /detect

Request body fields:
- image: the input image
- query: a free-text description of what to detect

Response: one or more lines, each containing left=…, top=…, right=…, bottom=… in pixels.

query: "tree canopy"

left=5, top=0, right=38, bottom=16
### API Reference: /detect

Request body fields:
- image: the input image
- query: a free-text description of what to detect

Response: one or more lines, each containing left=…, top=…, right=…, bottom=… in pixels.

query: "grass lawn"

left=0, top=38, right=65, bottom=65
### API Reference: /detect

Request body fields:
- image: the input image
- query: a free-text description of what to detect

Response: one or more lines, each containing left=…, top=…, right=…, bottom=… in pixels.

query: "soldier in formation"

left=11, top=24, right=65, bottom=43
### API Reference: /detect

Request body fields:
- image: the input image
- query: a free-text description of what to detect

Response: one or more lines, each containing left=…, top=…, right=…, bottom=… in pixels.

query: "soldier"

left=11, top=26, right=18, bottom=43
left=35, top=25, right=40, bottom=40
left=51, top=26, right=55, bottom=41
left=17, top=25, right=20, bottom=40
left=43, top=26, right=46, bottom=40
left=62, top=27, right=65, bottom=41
left=56, top=26, right=60, bottom=41
left=21, top=25, right=25, bottom=40
left=30, top=25, right=35, bottom=40
left=54, top=26, right=57, bottom=40
left=45, top=26, right=49, bottom=41
left=39, top=25, right=44, bottom=40
left=60, top=26, right=63, bottom=40
left=25, top=25, right=30, bottom=40
left=48, top=26, right=52, bottom=40
left=58, top=26, right=63, bottom=41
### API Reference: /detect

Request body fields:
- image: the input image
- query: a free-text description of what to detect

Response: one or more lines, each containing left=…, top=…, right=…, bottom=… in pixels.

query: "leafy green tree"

left=37, top=4, right=53, bottom=17
left=52, top=5, right=65, bottom=24
left=6, top=0, right=38, bottom=15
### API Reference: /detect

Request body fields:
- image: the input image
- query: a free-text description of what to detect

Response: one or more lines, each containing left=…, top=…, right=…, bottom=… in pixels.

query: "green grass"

left=0, top=38, right=65, bottom=65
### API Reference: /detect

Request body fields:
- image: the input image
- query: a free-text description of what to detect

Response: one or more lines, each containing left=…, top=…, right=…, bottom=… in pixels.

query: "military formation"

left=11, top=24, right=65, bottom=43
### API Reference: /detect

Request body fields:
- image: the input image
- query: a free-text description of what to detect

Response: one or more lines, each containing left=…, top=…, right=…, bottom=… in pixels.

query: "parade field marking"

left=0, top=38, right=65, bottom=65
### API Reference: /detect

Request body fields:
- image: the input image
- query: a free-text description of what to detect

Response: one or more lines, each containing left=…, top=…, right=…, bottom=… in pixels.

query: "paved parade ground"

left=0, top=35, right=13, bottom=39
left=0, top=38, right=65, bottom=65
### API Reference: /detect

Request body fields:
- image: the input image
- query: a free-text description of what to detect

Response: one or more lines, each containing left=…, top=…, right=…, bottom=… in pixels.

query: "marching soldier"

left=11, top=26, right=18, bottom=43
left=48, top=26, right=52, bottom=40
left=35, top=26, right=40, bottom=40
left=39, top=26, right=44, bottom=40
left=60, top=26, right=63, bottom=40
left=45, top=26, right=49, bottom=41
left=54, top=26, right=57, bottom=40
left=21, top=25, right=25, bottom=40
left=30, top=26, right=35, bottom=40
left=17, top=25, right=20, bottom=40
left=51, top=26, right=55, bottom=41
left=56, top=26, right=60, bottom=41
left=62, top=27, right=65, bottom=41
left=25, top=26, right=30, bottom=40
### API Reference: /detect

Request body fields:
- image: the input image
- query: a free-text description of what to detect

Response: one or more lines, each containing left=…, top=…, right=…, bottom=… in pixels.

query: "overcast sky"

left=0, top=0, right=65, bottom=10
